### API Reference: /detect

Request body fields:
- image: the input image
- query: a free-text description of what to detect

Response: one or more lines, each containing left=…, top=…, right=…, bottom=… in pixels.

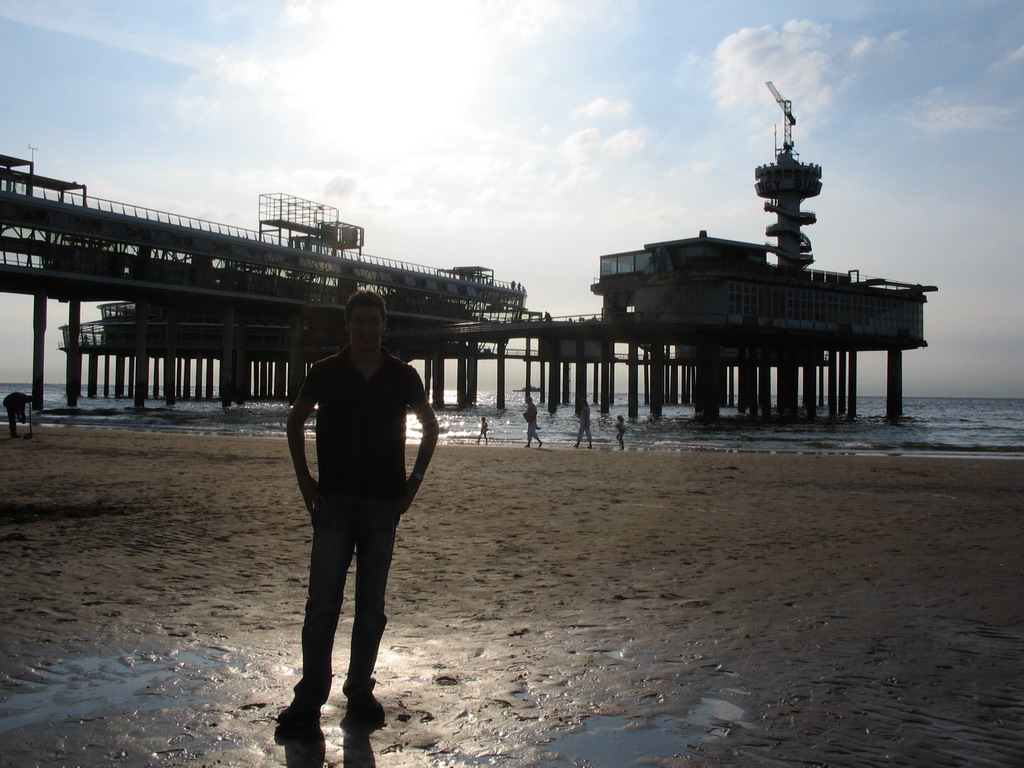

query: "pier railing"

left=12, top=186, right=523, bottom=293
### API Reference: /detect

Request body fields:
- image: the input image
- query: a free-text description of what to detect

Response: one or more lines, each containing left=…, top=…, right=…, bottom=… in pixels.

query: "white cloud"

left=572, top=97, right=634, bottom=119
left=282, top=0, right=314, bottom=25
left=477, top=0, right=571, bottom=45
left=325, top=171, right=361, bottom=200
left=1007, top=44, right=1024, bottom=63
left=602, top=129, right=645, bottom=158
left=561, top=128, right=603, bottom=165
left=560, top=127, right=644, bottom=165
left=712, top=20, right=834, bottom=114
left=851, top=30, right=907, bottom=58
left=851, top=36, right=875, bottom=58
left=904, top=90, right=1014, bottom=134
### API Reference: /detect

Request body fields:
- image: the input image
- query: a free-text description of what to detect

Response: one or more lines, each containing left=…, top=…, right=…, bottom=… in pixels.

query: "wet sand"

left=1, top=427, right=1023, bottom=767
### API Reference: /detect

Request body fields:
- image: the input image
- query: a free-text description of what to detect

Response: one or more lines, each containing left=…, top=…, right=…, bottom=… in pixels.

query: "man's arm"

left=287, top=397, right=321, bottom=512
left=396, top=400, right=439, bottom=519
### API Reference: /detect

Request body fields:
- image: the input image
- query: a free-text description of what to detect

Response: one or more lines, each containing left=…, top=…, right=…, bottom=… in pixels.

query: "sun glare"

left=274, top=0, right=488, bottom=152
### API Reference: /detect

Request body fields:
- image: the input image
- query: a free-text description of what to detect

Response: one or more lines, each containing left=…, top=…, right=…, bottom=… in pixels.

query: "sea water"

left=5, top=384, right=1023, bottom=457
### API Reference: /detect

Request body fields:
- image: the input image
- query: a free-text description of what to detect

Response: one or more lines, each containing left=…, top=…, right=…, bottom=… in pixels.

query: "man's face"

left=348, top=305, right=385, bottom=351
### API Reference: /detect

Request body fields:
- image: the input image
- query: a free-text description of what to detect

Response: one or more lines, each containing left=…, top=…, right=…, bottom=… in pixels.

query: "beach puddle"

left=543, top=695, right=752, bottom=766
left=0, top=645, right=243, bottom=734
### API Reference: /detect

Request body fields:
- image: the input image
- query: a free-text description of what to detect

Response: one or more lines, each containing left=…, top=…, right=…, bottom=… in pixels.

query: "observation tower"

left=754, top=82, right=822, bottom=269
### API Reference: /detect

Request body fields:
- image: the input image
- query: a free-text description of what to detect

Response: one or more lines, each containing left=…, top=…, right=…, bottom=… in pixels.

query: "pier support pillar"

left=802, top=361, right=816, bottom=420
left=599, top=340, right=612, bottom=414
left=32, top=294, right=47, bottom=409
left=565, top=360, right=573, bottom=409
left=469, top=349, right=479, bottom=405
left=288, top=312, right=305, bottom=401
left=627, top=343, right=639, bottom=419
left=496, top=342, right=506, bottom=411
left=87, top=353, right=98, bottom=398
left=847, top=351, right=858, bottom=420
left=456, top=353, right=468, bottom=407
left=65, top=298, right=82, bottom=407
left=115, top=355, right=126, bottom=399
left=837, top=350, right=847, bottom=416
left=205, top=357, right=216, bottom=400
left=524, top=337, right=533, bottom=396
left=827, top=350, right=838, bottom=419
left=133, top=300, right=149, bottom=408
left=431, top=353, right=445, bottom=407
left=574, top=340, right=586, bottom=411
left=694, top=339, right=720, bottom=420
left=759, top=346, right=773, bottom=421
left=642, top=348, right=650, bottom=405
left=233, top=314, right=248, bottom=404
left=738, top=347, right=754, bottom=416
left=546, top=339, right=561, bottom=414
left=274, top=356, right=287, bottom=399
left=886, top=349, right=903, bottom=419
left=220, top=304, right=235, bottom=406
left=650, top=344, right=665, bottom=416
left=164, top=307, right=178, bottom=406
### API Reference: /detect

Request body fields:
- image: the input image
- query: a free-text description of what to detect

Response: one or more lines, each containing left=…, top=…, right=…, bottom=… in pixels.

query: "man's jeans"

left=293, top=494, right=398, bottom=708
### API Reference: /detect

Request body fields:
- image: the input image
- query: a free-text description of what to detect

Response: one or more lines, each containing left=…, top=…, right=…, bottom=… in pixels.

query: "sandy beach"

left=1, top=427, right=1022, bottom=767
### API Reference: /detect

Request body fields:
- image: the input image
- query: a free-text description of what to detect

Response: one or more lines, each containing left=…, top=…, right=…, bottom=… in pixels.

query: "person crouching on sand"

left=4, top=392, right=32, bottom=438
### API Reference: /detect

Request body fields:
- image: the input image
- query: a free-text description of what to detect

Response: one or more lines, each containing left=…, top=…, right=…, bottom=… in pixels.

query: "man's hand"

left=297, top=472, right=323, bottom=513
left=394, top=476, right=422, bottom=521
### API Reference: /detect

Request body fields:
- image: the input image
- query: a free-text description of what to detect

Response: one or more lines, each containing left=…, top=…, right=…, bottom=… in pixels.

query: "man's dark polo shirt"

left=298, top=346, right=432, bottom=497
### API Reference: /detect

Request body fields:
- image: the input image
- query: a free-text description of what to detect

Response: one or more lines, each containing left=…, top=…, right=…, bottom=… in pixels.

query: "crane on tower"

left=766, top=81, right=796, bottom=153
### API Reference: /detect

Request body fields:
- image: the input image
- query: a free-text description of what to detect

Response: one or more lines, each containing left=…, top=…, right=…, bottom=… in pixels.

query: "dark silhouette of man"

left=277, top=290, right=438, bottom=733
left=4, top=392, right=32, bottom=438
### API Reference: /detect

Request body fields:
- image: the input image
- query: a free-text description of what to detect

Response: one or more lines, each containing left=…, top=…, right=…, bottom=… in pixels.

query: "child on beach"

left=616, top=415, right=626, bottom=450
left=477, top=416, right=489, bottom=444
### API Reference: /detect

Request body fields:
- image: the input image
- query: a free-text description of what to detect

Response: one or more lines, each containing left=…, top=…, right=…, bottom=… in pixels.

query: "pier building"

left=582, top=83, right=935, bottom=419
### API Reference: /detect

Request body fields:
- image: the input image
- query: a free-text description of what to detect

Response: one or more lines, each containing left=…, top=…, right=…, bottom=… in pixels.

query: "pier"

left=0, top=85, right=935, bottom=420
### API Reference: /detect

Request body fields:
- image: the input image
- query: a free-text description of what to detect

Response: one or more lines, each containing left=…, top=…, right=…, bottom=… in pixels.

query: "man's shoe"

left=344, top=691, right=385, bottom=726
left=276, top=701, right=321, bottom=733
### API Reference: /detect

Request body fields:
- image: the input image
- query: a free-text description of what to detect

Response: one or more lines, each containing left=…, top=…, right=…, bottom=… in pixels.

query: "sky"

left=1, top=0, right=1022, bottom=398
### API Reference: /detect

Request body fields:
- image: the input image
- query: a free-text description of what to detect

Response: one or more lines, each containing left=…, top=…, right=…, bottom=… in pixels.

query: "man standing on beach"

left=278, top=290, right=439, bottom=732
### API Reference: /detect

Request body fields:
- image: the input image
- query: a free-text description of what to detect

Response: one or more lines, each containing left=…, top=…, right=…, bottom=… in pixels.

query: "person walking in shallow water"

left=278, top=290, right=439, bottom=733
left=476, top=416, right=489, bottom=444
left=574, top=401, right=592, bottom=449
left=616, top=415, right=626, bottom=450
left=524, top=396, right=542, bottom=447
